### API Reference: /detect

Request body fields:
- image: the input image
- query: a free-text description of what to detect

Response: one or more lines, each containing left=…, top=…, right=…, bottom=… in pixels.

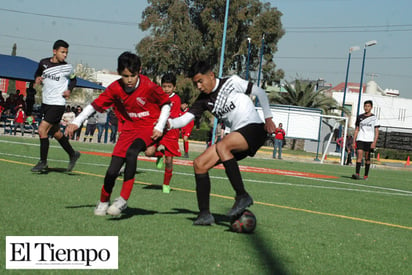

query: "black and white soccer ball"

left=230, top=210, right=257, bottom=233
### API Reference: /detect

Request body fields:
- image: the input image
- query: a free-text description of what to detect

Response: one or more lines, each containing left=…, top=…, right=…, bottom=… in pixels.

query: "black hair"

left=117, top=51, right=141, bottom=74
left=161, top=72, right=176, bottom=86
left=188, top=60, right=213, bottom=78
left=53, top=40, right=69, bottom=50
left=364, top=100, right=373, bottom=107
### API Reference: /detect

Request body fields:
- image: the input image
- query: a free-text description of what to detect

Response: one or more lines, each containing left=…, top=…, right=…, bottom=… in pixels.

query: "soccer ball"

left=230, top=210, right=257, bottom=233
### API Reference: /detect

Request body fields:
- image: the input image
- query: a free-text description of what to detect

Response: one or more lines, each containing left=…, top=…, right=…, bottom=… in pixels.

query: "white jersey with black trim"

left=36, top=58, right=75, bottom=106
left=189, top=75, right=267, bottom=131
left=355, top=113, right=380, bottom=142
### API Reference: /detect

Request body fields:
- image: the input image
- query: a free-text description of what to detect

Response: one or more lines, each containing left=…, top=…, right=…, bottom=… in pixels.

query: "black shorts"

left=233, top=123, right=267, bottom=161
left=356, top=141, right=372, bottom=152
left=41, top=104, right=65, bottom=125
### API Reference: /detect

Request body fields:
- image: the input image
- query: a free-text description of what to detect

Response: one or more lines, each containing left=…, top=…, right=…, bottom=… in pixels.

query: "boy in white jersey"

left=352, top=100, right=380, bottom=180
left=31, top=40, right=80, bottom=173
left=168, top=61, right=276, bottom=225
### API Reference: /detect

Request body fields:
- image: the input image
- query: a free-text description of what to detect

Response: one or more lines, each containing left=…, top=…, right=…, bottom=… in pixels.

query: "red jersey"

left=274, top=128, right=285, bottom=140
left=180, top=107, right=195, bottom=137
left=15, top=109, right=25, bottom=123
left=91, top=75, right=170, bottom=130
left=163, top=93, right=181, bottom=140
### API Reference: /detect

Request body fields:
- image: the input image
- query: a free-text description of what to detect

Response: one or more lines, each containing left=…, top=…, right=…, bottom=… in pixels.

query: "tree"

left=7, top=43, right=17, bottom=95
left=70, top=63, right=99, bottom=105
left=271, top=80, right=342, bottom=115
left=137, top=0, right=284, bottom=85
left=270, top=80, right=347, bottom=150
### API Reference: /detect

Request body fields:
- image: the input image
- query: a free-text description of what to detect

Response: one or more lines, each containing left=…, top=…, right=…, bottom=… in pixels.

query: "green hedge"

left=375, top=148, right=411, bottom=161
left=188, top=128, right=210, bottom=142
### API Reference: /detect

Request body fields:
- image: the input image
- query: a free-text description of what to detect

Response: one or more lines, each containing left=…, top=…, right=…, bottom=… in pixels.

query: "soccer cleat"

left=67, top=151, right=81, bottom=172
left=107, top=197, right=127, bottom=216
left=94, top=201, right=109, bottom=216
left=363, top=176, right=368, bottom=180
left=227, top=193, right=254, bottom=217
left=156, top=156, right=164, bottom=169
left=352, top=174, right=360, bottom=180
left=31, top=161, right=48, bottom=172
left=162, top=184, right=171, bottom=194
left=193, top=213, right=215, bottom=225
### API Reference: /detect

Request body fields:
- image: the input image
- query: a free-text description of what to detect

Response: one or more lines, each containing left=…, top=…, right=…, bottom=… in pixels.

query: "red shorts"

left=181, top=120, right=194, bottom=137
left=158, top=129, right=181, bottom=157
left=112, top=128, right=155, bottom=158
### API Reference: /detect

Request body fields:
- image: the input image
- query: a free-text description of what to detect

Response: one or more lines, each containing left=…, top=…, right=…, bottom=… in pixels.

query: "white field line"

left=1, top=150, right=411, bottom=197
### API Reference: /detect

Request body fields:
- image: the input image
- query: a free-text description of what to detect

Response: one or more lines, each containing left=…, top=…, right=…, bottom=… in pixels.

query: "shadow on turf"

left=31, top=167, right=80, bottom=175
left=65, top=204, right=158, bottom=221
left=107, top=207, right=158, bottom=221
left=162, top=208, right=289, bottom=274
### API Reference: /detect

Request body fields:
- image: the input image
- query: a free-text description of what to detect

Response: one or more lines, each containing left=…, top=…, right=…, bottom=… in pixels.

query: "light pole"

left=246, top=37, right=251, bottom=80
left=341, top=46, right=360, bottom=118
left=356, top=40, right=377, bottom=117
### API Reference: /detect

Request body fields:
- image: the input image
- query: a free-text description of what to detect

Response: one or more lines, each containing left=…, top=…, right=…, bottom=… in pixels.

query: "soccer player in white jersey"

left=31, top=40, right=80, bottom=173
left=352, top=100, right=380, bottom=180
left=168, top=61, right=276, bottom=225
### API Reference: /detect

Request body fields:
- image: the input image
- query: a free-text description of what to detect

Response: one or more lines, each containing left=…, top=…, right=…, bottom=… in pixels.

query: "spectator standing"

left=26, top=82, right=37, bottom=116
left=30, top=39, right=80, bottom=173
left=96, top=110, right=108, bottom=143
left=108, top=109, right=118, bottom=143
left=60, top=105, right=75, bottom=133
left=345, top=134, right=354, bottom=165
left=272, top=123, right=285, bottom=159
left=13, top=105, right=26, bottom=136
left=83, top=112, right=97, bottom=142
left=72, top=106, right=83, bottom=141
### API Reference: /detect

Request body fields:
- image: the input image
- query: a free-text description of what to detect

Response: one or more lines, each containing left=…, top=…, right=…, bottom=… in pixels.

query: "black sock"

left=57, top=135, right=75, bottom=157
left=195, top=173, right=211, bottom=214
left=40, top=138, right=49, bottom=162
left=356, top=162, right=361, bottom=174
left=222, top=158, right=246, bottom=196
left=364, top=164, right=370, bottom=177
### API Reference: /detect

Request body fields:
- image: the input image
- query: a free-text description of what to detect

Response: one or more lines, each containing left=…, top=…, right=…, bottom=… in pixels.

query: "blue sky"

left=1, top=0, right=411, bottom=98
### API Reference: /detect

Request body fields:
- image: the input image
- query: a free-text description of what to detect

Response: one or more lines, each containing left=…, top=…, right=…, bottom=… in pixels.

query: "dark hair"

left=161, top=73, right=176, bottom=86
left=53, top=40, right=69, bottom=50
left=188, top=60, right=213, bottom=78
left=117, top=52, right=141, bottom=74
left=364, top=100, right=373, bottom=107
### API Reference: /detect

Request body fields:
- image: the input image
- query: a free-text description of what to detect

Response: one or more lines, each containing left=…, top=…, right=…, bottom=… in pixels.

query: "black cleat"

left=227, top=193, right=253, bottom=217
left=31, top=161, right=48, bottom=173
left=193, top=213, right=215, bottom=225
left=67, top=151, right=81, bottom=172
left=351, top=174, right=360, bottom=180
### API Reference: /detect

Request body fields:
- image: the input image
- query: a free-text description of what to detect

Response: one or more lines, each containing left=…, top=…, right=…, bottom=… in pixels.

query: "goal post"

left=256, top=104, right=348, bottom=165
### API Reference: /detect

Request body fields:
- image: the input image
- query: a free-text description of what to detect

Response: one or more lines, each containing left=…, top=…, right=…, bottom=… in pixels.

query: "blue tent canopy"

left=0, top=53, right=105, bottom=90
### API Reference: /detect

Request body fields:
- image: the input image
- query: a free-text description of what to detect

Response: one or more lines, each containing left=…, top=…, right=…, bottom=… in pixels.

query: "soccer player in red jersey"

left=145, top=73, right=181, bottom=194
left=180, top=102, right=195, bottom=158
left=65, top=52, right=171, bottom=216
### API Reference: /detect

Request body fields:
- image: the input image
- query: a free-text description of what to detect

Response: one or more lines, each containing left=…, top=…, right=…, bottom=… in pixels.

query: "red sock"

left=184, top=141, right=189, bottom=153
left=100, top=185, right=111, bottom=202
left=163, top=168, right=173, bottom=186
left=120, top=179, right=134, bottom=200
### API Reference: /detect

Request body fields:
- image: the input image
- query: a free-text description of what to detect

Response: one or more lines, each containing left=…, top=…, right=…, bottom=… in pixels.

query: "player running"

left=167, top=61, right=276, bottom=225
left=65, top=52, right=170, bottom=216
left=145, top=73, right=182, bottom=194
left=31, top=39, right=80, bottom=173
